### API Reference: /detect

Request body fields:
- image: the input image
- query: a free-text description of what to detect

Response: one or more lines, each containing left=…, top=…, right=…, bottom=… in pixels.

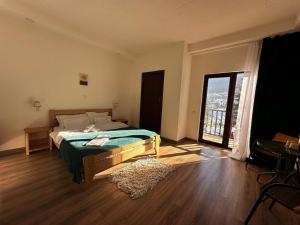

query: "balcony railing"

left=203, top=109, right=226, bottom=136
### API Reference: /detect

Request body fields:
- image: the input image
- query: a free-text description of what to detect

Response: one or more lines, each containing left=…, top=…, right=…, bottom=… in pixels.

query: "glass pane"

left=229, top=73, right=244, bottom=148
left=203, top=77, right=230, bottom=144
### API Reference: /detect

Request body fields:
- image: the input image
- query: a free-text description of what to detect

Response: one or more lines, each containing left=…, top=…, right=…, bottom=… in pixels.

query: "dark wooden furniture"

left=24, top=126, right=52, bottom=156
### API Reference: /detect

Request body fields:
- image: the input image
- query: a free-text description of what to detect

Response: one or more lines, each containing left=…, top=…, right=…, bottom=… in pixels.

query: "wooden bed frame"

left=49, top=108, right=160, bottom=187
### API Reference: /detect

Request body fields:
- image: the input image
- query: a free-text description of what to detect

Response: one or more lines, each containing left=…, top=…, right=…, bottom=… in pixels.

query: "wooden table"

left=285, top=146, right=300, bottom=170
left=24, top=126, right=52, bottom=156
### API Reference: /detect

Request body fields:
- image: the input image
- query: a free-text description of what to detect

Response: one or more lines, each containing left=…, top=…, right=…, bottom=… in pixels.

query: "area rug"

left=109, top=157, right=175, bottom=199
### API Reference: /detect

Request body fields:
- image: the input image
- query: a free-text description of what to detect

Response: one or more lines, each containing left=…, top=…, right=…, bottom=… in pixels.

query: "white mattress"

left=50, top=122, right=128, bottom=148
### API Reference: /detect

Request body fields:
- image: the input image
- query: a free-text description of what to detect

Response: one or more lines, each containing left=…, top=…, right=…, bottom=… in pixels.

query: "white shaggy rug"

left=109, top=157, right=175, bottom=199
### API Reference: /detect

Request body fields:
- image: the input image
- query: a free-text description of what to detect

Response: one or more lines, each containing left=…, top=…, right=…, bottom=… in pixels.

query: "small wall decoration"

left=79, top=73, right=88, bottom=86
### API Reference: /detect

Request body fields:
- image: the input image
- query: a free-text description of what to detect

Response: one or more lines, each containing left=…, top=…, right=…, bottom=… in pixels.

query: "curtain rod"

left=190, top=28, right=298, bottom=56
left=190, top=41, right=254, bottom=56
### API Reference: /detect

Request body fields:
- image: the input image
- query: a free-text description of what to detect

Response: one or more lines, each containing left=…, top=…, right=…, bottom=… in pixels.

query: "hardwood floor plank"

left=1, top=141, right=300, bottom=225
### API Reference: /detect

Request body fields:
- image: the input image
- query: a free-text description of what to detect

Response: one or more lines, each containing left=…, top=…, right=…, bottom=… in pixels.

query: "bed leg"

left=155, top=135, right=160, bottom=157
left=82, top=156, right=95, bottom=189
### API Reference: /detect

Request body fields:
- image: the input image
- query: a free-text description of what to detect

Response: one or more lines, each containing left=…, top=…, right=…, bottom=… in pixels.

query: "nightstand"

left=24, top=126, right=52, bottom=155
left=112, top=118, right=128, bottom=124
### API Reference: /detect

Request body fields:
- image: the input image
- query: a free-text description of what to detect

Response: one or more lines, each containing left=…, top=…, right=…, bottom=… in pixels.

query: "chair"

left=244, top=171, right=300, bottom=225
left=246, top=139, right=293, bottom=185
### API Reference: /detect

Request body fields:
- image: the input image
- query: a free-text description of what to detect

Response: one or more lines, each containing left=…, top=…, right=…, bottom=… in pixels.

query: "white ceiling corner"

left=0, top=0, right=300, bottom=57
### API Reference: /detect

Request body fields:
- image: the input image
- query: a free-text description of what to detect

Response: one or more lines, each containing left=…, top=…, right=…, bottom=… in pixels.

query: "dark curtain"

left=250, top=32, right=300, bottom=145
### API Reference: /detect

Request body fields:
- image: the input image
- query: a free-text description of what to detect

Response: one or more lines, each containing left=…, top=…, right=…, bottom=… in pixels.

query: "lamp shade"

left=33, top=100, right=41, bottom=111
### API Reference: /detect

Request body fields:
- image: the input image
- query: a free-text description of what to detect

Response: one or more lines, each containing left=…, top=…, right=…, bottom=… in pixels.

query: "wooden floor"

left=1, top=140, right=300, bottom=225
left=202, top=133, right=235, bottom=148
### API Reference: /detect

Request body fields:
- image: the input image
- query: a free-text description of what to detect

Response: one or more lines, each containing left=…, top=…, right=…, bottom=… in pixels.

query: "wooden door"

left=139, top=70, right=164, bottom=134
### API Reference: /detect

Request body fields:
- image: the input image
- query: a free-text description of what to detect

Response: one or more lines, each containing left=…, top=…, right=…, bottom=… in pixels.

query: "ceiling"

left=1, top=0, right=300, bottom=57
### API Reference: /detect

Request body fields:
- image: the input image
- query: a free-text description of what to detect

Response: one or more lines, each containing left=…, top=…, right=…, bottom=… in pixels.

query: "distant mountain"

left=207, top=74, right=243, bottom=93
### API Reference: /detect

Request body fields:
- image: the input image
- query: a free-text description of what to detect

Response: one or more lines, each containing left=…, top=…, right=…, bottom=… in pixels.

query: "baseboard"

left=0, top=147, right=24, bottom=157
left=161, top=137, right=198, bottom=144
left=161, top=137, right=179, bottom=144
left=183, top=137, right=198, bottom=142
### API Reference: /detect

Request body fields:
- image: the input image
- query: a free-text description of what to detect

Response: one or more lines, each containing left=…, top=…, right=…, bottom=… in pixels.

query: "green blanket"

left=59, top=127, right=157, bottom=183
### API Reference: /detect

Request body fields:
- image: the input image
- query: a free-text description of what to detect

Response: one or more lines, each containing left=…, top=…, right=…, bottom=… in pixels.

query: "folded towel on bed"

left=83, top=124, right=96, bottom=133
left=85, top=135, right=109, bottom=146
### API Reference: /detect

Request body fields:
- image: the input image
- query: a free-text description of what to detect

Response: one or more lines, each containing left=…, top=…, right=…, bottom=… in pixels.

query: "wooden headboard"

left=49, top=108, right=112, bottom=127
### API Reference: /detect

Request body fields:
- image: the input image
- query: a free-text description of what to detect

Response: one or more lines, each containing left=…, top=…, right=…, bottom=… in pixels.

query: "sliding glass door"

left=198, top=72, right=244, bottom=149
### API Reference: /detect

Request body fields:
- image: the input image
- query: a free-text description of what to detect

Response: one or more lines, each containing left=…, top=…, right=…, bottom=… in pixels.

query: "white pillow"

left=94, top=116, right=112, bottom=126
left=86, top=112, right=109, bottom=123
left=95, top=122, right=128, bottom=131
left=62, top=116, right=91, bottom=130
left=56, top=114, right=86, bottom=128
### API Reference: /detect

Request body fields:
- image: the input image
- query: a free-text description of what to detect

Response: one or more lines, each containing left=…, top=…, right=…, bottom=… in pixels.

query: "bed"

left=49, top=109, right=160, bottom=187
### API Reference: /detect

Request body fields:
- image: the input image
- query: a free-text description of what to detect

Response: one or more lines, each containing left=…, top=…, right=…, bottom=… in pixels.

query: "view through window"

left=200, top=72, right=244, bottom=148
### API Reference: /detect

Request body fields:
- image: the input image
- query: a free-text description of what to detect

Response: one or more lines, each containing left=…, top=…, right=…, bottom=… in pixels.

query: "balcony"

left=203, top=109, right=235, bottom=149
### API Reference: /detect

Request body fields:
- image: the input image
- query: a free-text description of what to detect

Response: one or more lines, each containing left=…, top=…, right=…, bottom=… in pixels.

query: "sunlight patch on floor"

left=176, top=143, right=200, bottom=148
left=94, top=142, right=230, bottom=180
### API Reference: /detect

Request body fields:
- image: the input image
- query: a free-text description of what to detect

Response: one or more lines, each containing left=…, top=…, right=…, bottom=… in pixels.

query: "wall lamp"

left=32, top=100, right=41, bottom=111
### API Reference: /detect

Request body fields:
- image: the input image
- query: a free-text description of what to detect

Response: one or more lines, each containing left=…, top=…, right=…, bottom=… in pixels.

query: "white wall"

left=0, top=13, right=188, bottom=150
left=186, top=45, right=249, bottom=140
left=0, top=12, right=261, bottom=150
left=176, top=43, right=192, bottom=140
left=121, top=42, right=186, bottom=141
left=0, top=13, right=131, bottom=151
